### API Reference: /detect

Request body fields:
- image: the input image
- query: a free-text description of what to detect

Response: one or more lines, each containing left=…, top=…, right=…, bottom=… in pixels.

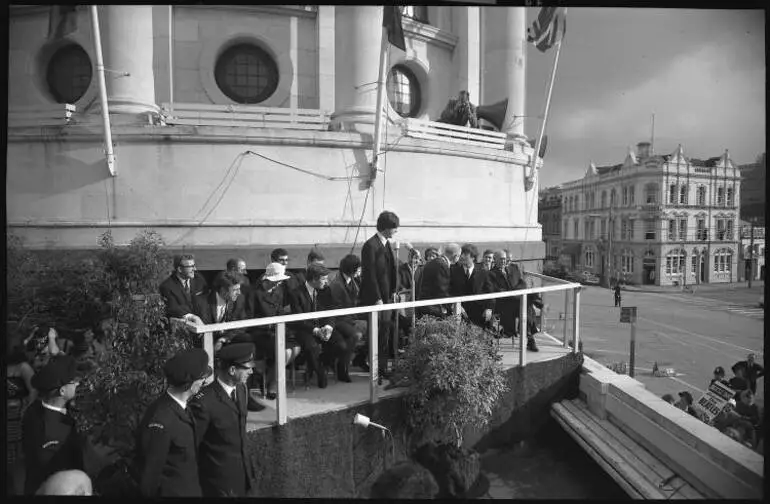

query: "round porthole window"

left=46, top=44, right=92, bottom=104
left=386, top=64, right=421, bottom=118
left=214, top=43, right=280, bottom=104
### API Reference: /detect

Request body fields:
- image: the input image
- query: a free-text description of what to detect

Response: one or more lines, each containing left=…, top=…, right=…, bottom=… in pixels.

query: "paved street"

left=543, top=283, right=765, bottom=408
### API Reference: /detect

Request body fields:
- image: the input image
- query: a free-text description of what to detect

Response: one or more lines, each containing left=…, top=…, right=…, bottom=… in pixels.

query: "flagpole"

left=525, top=39, right=562, bottom=190
left=370, top=23, right=389, bottom=186
left=90, top=5, right=116, bottom=177
left=169, top=5, right=174, bottom=109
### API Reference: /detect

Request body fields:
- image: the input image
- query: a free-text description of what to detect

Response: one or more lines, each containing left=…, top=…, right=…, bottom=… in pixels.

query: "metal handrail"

left=185, top=275, right=583, bottom=426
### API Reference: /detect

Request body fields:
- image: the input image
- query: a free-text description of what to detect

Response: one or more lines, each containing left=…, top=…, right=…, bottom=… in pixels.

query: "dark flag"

left=527, top=7, right=567, bottom=53
left=383, top=6, right=406, bottom=51
left=48, top=5, right=78, bottom=39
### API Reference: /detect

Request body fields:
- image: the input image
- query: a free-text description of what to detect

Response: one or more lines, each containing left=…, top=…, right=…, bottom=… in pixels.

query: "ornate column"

left=95, top=5, right=159, bottom=122
left=330, top=6, right=382, bottom=134
left=500, top=7, right=527, bottom=140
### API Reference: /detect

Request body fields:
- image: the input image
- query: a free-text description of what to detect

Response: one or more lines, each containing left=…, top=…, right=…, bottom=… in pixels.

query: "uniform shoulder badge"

left=147, top=422, right=165, bottom=430
left=42, top=440, right=60, bottom=449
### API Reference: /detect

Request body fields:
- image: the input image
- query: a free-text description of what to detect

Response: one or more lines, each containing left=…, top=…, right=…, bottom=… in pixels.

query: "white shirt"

left=167, top=390, right=188, bottom=410
left=465, top=264, right=474, bottom=278
left=41, top=401, right=67, bottom=416
left=217, top=377, right=236, bottom=399
left=305, top=282, right=317, bottom=304
left=215, top=292, right=227, bottom=322
left=376, top=231, right=388, bottom=247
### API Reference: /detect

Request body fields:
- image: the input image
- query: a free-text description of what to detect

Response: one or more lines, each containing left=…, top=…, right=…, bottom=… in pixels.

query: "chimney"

left=636, top=142, right=651, bottom=159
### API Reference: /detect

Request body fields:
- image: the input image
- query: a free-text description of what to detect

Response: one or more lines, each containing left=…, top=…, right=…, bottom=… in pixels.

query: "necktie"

left=311, top=290, right=317, bottom=311
left=466, top=268, right=471, bottom=279
left=230, top=389, right=237, bottom=402
left=184, top=280, right=190, bottom=293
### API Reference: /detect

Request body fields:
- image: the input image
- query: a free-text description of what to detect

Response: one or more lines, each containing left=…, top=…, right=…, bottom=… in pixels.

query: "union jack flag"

left=527, top=7, right=567, bottom=53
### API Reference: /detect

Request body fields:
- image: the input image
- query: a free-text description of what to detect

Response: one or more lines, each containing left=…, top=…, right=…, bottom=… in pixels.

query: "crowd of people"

left=661, top=354, right=764, bottom=454
left=7, top=210, right=547, bottom=496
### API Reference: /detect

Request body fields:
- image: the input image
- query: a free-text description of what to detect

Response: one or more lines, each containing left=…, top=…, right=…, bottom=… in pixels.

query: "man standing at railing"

left=418, top=243, right=461, bottom=319
left=360, top=211, right=401, bottom=383
left=449, top=244, right=494, bottom=328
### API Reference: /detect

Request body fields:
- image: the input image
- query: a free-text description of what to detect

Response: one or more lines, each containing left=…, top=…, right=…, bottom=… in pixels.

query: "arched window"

left=666, top=249, right=686, bottom=275
left=387, top=65, right=421, bottom=118
left=601, top=190, right=607, bottom=209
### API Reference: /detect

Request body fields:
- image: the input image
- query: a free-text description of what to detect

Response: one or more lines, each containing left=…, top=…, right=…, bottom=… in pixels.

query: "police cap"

left=217, top=342, right=257, bottom=368
left=31, top=355, right=79, bottom=392
left=164, top=348, right=213, bottom=386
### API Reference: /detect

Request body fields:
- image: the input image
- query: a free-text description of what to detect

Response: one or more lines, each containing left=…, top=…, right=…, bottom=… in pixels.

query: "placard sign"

left=693, top=380, right=737, bottom=425
left=620, top=307, right=637, bottom=323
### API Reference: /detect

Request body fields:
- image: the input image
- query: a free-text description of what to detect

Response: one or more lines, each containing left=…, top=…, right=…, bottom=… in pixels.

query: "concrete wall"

left=245, top=352, right=582, bottom=498
left=579, top=356, right=763, bottom=499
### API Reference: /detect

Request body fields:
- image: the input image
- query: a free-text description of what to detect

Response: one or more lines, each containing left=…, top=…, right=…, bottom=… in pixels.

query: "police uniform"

left=135, top=348, right=212, bottom=497
left=189, top=343, right=257, bottom=497
left=22, top=355, right=85, bottom=495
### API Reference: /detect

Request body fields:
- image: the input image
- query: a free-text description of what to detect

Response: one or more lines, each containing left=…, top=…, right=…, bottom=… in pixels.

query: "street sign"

left=693, top=380, right=737, bottom=425
left=620, top=306, right=637, bottom=323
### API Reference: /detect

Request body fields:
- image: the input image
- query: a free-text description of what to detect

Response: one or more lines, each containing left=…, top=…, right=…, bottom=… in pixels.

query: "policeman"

left=22, top=355, right=85, bottom=495
left=134, top=348, right=212, bottom=497
left=189, top=342, right=258, bottom=496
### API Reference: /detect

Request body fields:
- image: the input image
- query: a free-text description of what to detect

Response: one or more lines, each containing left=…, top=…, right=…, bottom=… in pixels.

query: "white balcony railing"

left=403, top=118, right=508, bottom=150
left=161, top=102, right=331, bottom=131
left=8, top=104, right=76, bottom=128
left=185, top=273, right=582, bottom=426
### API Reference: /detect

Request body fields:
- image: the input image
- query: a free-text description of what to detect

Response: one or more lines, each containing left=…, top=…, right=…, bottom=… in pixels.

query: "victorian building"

left=738, top=221, right=765, bottom=282
left=538, top=186, right=562, bottom=264
left=7, top=5, right=545, bottom=271
left=559, top=142, right=740, bottom=286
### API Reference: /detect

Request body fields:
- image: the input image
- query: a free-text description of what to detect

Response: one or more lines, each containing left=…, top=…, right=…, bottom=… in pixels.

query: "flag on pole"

left=527, top=7, right=566, bottom=53
left=383, top=6, right=406, bottom=51
left=48, top=5, right=78, bottom=39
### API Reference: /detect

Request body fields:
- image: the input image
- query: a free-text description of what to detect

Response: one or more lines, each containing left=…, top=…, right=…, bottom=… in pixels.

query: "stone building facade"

left=558, top=142, right=740, bottom=286
left=538, top=186, right=562, bottom=263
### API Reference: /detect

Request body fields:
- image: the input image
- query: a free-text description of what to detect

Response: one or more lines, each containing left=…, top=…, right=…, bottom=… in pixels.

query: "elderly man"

left=22, top=356, right=85, bottom=495
left=159, top=254, right=209, bottom=319
left=418, top=243, right=461, bottom=319
left=35, top=470, right=93, bottom=496
left=449, top=244, right=494, bottom=328
left=135, top=349, right=212, bottom=497
left=214, top=257, right=250, bottom=289
left=488, top=251, right=540, bottom=351
left=189, top=343, right=257, bottom=497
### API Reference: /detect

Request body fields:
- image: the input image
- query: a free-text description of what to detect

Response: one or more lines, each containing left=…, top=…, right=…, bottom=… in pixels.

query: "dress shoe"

left=247, top=396, right=266, bottom=412
left=266, top=390, right=277, bottom=400
left=317, top=371, right=328, bottom=389
left=526, top=339, right=539, bottom=352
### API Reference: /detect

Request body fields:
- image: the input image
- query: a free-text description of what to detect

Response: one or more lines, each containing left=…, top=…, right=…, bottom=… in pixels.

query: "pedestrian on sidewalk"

left=613, top=284, right=622, bottom=307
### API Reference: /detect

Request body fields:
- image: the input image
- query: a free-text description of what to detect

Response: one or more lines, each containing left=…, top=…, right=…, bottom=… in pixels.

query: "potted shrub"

left=394, top=316, right=509, bottom=498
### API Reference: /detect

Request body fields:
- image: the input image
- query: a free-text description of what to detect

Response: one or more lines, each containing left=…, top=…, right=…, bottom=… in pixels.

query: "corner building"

left=559, top=142, right=740, bottom=286
left=7, top=5, right=545, bottom=271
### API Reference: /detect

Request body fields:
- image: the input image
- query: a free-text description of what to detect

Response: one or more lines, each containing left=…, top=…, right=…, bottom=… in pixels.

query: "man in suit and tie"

left=329, top=254, right=367, bottom=373
left=449, top=244, right=494, bottom=328
left=159, top=254, right=209, bottom=320
left=135, top=349, right=212, bottom=497
left=287, top=263, right=349, bottom=388
left=190, top=273, right=247, bottom=351
left=188, top=343, right=257, bottom=497
left=488, top=251, right=539, bottom=351
left=359, top=211, right=402, bottom=382
left=417, top=243, right=461, bottom=319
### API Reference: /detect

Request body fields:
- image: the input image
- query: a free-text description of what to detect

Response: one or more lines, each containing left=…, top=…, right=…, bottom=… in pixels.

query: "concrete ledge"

left=606, top=379, right=763, bottom=499
left=579, top=356, right=645, bottom=420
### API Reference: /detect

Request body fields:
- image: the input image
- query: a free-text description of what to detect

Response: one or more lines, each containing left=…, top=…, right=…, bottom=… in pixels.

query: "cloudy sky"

left=522, top=8, right=765, bottom=188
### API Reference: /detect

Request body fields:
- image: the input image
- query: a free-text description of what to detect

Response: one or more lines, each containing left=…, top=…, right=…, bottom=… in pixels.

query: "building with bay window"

left=558, top=142, right=740, bottom=286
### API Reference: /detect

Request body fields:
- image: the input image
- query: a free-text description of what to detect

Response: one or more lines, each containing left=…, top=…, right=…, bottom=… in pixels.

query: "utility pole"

left=607, top=204, right=613, bottom=288
left=748, top=219, right=755, bottom=289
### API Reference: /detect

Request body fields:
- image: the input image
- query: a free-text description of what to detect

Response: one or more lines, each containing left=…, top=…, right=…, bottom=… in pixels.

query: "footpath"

left=622, top=280, right=764, bottom=295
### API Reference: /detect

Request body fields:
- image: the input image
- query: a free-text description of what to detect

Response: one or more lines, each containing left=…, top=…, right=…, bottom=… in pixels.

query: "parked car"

left=579, top=271, right=600, bottom=285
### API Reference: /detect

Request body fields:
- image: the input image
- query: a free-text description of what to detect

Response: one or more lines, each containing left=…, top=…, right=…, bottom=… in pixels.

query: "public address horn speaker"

left=477, top=98, right=548, bottom=159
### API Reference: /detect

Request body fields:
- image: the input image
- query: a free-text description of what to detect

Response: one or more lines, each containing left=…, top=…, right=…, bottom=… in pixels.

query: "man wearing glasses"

left=22, top=355, right=85, bottom=495
left=159, top=254, right=209, bottom=320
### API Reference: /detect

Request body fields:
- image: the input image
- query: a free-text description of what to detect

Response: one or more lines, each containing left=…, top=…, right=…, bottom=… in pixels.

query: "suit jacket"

left=359, top=234, right=397, bottom=306
left=287, top=283, right=335, bottom=336
left=449, top=263, right=494, bottom=325
left=327, top=273, right=361, bottom=326
left=135, top=393, right=201, bottom=497
left=189, top=380, right=254, bottom=497
left=159, top=273, right=209, bottom=319
left=22, top=401, right=85, bottom=495
left=419, top=257, right=451, bottom=301
left=192, top=291, right=247, bottom=326
left=248, top=280, right=289, bottom=319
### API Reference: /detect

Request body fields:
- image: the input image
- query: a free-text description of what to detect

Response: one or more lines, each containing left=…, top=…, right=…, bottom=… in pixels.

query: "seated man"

left=189, top=273, right=247, bottom=350
left=287, top=248, right=327, bottom=291
left=213, top=257, right=250, bottom=289
left=245, top=262, right=301, bottom=400
left=449, top=244, right=494, bottom=328
left=417, top=243, right=461, bottom=319
left=329, top=254, right=368, bottom=372
left=159, top=254, right=209, bottom=320
left=287, top=263, right=350, bottom=388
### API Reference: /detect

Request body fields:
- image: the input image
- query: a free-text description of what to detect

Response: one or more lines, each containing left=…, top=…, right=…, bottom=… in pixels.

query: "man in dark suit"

left=135, top=349, right=212, bottom=497
left=159, top=254, right=209, bottom=319
left=22, top=356, right=85, bottom=495
left=488, top=251, right=539, bottom=351
left=418, top=243, right=461, bottom=319
left=359, top=211, right=401, bottom=381
left=449, top=244, right=494, bottom=328
left=329, top=254, right=367, bottom=372
left=287, top=263, right=350, bottom=388
left=213, top=258, right=250, bottom=290
left=191, top=273, right=248, bottom=350
left=189, top=343, right=257, bottom=497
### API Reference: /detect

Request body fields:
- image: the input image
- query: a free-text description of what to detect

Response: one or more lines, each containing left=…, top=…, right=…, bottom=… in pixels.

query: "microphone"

left=352, top=413, right=389, bottom=433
